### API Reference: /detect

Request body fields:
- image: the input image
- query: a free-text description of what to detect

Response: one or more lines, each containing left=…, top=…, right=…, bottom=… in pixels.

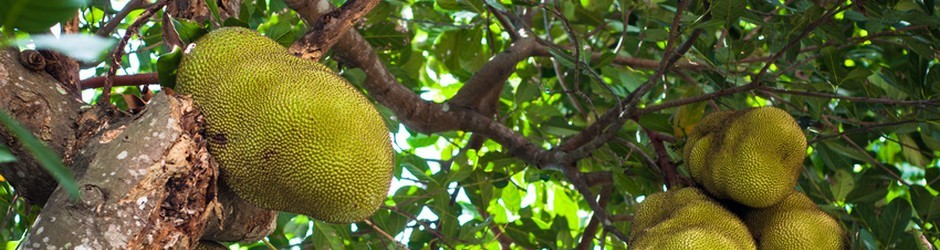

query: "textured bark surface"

left=2, top=48, right=277, bottom=247
left=201, top=184, right=277, bottom=242
left=165, top=0, right=241, bottom=25
left=0, top=48, right=84, bottom=205
left=21, top=93, right=215, bottom=249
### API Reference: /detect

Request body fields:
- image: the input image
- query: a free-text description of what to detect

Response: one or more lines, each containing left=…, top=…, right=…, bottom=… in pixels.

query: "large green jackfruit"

left=629, top=188, right=756, bottom=250
left=684, top=107, right=807, bottom=208
left=744, top=191, right=845, bottom=250
left=176, top=27, right=393, bottom=223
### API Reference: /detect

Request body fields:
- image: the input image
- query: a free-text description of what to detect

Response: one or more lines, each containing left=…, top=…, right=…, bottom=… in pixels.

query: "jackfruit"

left=684, top=107, right=807, bottom=208
left=629, top=188, right=756, bottom=250
left=744, top=191, right=844, bottom=250
left=175, top=27, right=393, bottom=223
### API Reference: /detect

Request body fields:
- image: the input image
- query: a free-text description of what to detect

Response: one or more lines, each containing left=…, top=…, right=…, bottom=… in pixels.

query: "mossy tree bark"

left=0, top=47, right=275, bottom=248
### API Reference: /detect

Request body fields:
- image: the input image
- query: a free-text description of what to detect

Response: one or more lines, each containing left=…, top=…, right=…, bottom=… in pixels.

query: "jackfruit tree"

left=0, top=0, right=938, bottom=249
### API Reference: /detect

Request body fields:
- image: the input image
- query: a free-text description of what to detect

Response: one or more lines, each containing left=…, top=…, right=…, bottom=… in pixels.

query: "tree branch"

left=565, top=166, right=629, bottom=243
left=752, top=3, right=853, bottom=83
left=576, top=185, right=611, bottom=250
left=364, top=219, right=407, bottom=249
left=758, top=86, right=940, bottom=106
left=807, top=119, right=927, bottom=144
left=95, top=0, right=148, bottom=37
left=289, top=0, right=381, bottom=61
left=448, top=38, right=536, bottom=112
left=558, top=26, right=704, bottom=164
left=81, top=73, right=159, bottom=89
left=100, top=0, right=167, bottom=106
left=840, top=134, right=910, bottom=186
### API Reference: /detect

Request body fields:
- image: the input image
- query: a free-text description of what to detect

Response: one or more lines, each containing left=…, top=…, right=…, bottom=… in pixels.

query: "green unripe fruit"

left=684, top=107, right=807, bottom=208
left=176, top=27, right=393, bottom=223
left=745, top=192, right=845, bottom=250
left=629, top=188, right=756, bottom=250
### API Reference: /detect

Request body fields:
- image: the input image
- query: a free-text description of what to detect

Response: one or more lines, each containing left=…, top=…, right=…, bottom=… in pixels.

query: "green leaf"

left=402, top=156, right=434, bottom=183
left=362, top=21, right=411, bottom=50
left=157, top=48, right=182, bottom=88
left=283, top=215, right=310, bottom=238
left=0, top=144, right=15, bottom=163
left=406, top=133, right=438, bottom=148
left=88, top=0, right=115, bottom=13
left=710, top=0, right=745, bottom=24
left=830, top=169, right=855, bottom=202
left=874, top=199, right=914, bottom=247
left=0, top=111, right=79, bottom=200
left=898, top=133, right=928, bottom=167
left=204, top=0, right=221, bottom=24
left=910, top=186, right=940, bottom=223
left=0, top=0, right=86, bottom=33
left=170, top=17, right=207, bottom=44
left=309, top=221, right=346, bottom=249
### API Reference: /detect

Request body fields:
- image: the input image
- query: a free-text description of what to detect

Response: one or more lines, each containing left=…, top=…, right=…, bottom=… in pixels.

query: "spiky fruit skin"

left=684, top=107, right=807, bottom=208
left=629, top=188, right=756, bottom=250
left=176, top=27, right=393, bottom=223
left=745, top=192, right=845, bottom=250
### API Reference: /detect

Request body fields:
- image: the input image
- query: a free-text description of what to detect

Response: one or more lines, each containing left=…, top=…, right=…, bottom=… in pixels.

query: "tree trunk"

left=1, top=48, right=275, bottom=249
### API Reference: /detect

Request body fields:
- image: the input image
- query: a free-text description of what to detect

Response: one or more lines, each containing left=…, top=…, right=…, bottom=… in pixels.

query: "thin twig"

left=751, top=2, right=853, bottom=83
left=808, top=119, right=926, bottom=144
left=364, top=219, right=407, bottom=249
left=759, top=86, right=940, bottom=106
left=564, top=166, right=630, bottom=243
left=95, top=0, right=147, bottom=37
left=840, top=134, right=910, bottom=186
left=576, top=185, right=612, bottom=250
left=614, top=137, right=661, bottom=175
left=100, top=0, right=167, bottom=106
left=381, top=205, right=451, bottom=246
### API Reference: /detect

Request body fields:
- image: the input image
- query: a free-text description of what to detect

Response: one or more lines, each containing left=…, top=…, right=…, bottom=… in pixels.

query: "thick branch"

left=24, top=94, right=216, bottom=248
left=289, top=0, right=381, bottom=61
left=0, top=49, right=84, bottom=205
left=449, top=38, right=537, bottom=112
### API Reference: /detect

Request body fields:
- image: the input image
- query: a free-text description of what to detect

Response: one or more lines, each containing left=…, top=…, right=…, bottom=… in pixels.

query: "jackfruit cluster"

left=631, top=106, right=844, bottom=249
left=683, top=107, right=807, bottom=208
left=629, top=188, right=756, bottom=250
left=176, top=27, right=393, bottom=223
left=744, top=191, right=845, bottom=249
